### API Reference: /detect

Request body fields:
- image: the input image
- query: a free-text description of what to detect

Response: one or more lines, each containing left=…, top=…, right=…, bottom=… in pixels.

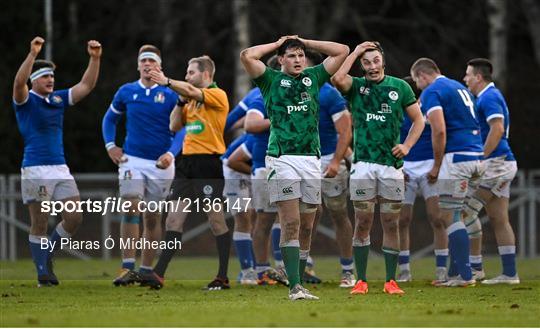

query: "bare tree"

left=521, top=0, right=540, bottom=67
left=69, top=1, right=78, bottom=42
left=487, top=0, right=508, bottom=91
left=233, top=0, right=251, bottom=103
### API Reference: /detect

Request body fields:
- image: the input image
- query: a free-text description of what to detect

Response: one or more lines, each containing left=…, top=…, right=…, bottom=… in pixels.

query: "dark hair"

left=467, top=58, right=493, bottom=82
left=359, top=41, right=385, bottom=70
left=410, top=57, right=441, bottom=75
left=305, top=50, right=323, bottom=66
left=403, top=76, right=421, bottom=99
left=277, top=39, right=306, bottom=56
left=32, top=59, right=56, bottom=72
left=362, top=41, right=384, bottom=59
left=138, top=44, right=161, bottom=58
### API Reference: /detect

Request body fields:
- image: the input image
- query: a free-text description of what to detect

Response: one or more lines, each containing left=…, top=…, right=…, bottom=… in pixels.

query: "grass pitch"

left=1, top=257, right=539, bottom=327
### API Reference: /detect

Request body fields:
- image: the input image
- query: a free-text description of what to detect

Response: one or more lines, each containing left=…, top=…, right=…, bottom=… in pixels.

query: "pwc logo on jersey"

left=287, top=104, right=308, bottom=114
left=280, top=79, right=292, bottom=88
left=185, top=120, right=205, bottom=134
left=366, top=113, right=386, bottom=122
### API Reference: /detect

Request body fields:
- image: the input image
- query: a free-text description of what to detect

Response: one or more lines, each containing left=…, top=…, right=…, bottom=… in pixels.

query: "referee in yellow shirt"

left=146, top=55, right=231, bottom=290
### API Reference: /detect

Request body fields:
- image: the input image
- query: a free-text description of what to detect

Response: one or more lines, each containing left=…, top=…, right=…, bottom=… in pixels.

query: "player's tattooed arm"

left=71, top=40, right=102, bottom=104
left=240, top=35, right=297, bottom=78
left=13, top=36, right=44, bottom=104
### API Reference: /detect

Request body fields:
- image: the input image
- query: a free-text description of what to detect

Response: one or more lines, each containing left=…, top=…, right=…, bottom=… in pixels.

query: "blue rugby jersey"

left=319, top=83, right=348, bottom=156
left=475, top=82, right=515, bottom=160
left=421, top=76, right=483, bottom=156
left=102, top=80, right=182, bottom=161
left=14, top=89, right=72, bottom=167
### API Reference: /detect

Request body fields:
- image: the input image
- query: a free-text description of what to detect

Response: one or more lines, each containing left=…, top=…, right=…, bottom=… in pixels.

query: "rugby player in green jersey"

left=332, top=41, right=425, bottom=295
left=240, top=35, right=349, bottom=300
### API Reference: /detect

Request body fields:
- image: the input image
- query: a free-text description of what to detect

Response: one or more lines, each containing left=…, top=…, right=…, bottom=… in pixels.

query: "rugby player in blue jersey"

left=221, top=133, right=258, bottom=285
left=102, top=45, right=183, bottom=286
left=13, top=36, right=102, bottom=286
left=397, top=77, right=448, bottom=284
left=411, top=58, right=485, bottom=287
left=462, top=58, right=519, bottom=284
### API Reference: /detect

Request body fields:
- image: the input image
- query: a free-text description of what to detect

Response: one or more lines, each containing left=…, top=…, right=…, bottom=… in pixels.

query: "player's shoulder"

left=244, top=87, right=263, bottom=102
left=116, top=81, right=140, bottom=94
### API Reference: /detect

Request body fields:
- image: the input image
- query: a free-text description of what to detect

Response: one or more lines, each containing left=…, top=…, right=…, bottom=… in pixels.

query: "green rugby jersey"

left=345, top=75, right=416, bottom=168
left=254, top=64, right=330, bottom=157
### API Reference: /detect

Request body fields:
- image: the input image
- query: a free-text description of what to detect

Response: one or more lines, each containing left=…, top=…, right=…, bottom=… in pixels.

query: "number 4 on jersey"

left=457, top=89, right=476, bottom=119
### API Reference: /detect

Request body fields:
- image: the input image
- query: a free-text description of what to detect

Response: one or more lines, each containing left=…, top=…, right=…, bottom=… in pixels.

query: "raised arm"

left=331, top=42, right=377, bottom=94
left=240, top=36, right=297, bottom=78
left=71, top=40, right=102, bottom=104
left=299, top=38, right=349, bottom=75
left=150, top=68, right=204, bottom=102
left=393, top=102, right=425, bottom=158
left=13, top=37, right=44, bottom=104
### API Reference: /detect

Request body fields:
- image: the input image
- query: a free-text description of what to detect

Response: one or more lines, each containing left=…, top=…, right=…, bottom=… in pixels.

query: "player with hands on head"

left=332, top=41, right=425, bottom=296
left=241, top=34, right=349, bottom=300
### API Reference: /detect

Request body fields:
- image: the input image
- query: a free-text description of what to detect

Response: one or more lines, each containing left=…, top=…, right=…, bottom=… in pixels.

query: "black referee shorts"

left=169, top=154, right=224, bottom=201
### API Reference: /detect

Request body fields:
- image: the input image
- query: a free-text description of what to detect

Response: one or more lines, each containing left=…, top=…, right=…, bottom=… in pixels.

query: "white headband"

left=138, top=52, right=162, bottom=65
left=30, top=67, right=54, bottom=82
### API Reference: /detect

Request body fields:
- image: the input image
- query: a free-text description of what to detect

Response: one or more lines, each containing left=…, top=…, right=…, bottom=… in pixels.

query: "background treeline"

left=2, top=0, right=539, bottom=173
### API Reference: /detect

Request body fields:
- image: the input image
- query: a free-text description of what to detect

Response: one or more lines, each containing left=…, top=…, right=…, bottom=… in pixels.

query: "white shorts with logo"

left=437, top=153, right=485, bottom=207
left=349, top=161, right=404, bottom=201
left=222, top=162, right=252, bottom=213
left=321, top=153, right=349, bottom=198
left=266, top=155, right=321, bottom=204
left=403, top=159, right=439, bottom=205
left=468, top=156, right=517, bottom=198
left=118, top=154, right=175, bottom=202
left=21, top=165, right=80, bottom=204
left=251, top=167, right=277, bottom=213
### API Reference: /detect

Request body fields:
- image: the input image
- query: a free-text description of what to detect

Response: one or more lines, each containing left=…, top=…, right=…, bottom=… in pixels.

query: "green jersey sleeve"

left=305, top=63, right=331, bottom=88
left=400, top=80, right=417, bottom=108
left=253, top=67, right=279, bottom=96
left=344, top=77, right=360, bottom=100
